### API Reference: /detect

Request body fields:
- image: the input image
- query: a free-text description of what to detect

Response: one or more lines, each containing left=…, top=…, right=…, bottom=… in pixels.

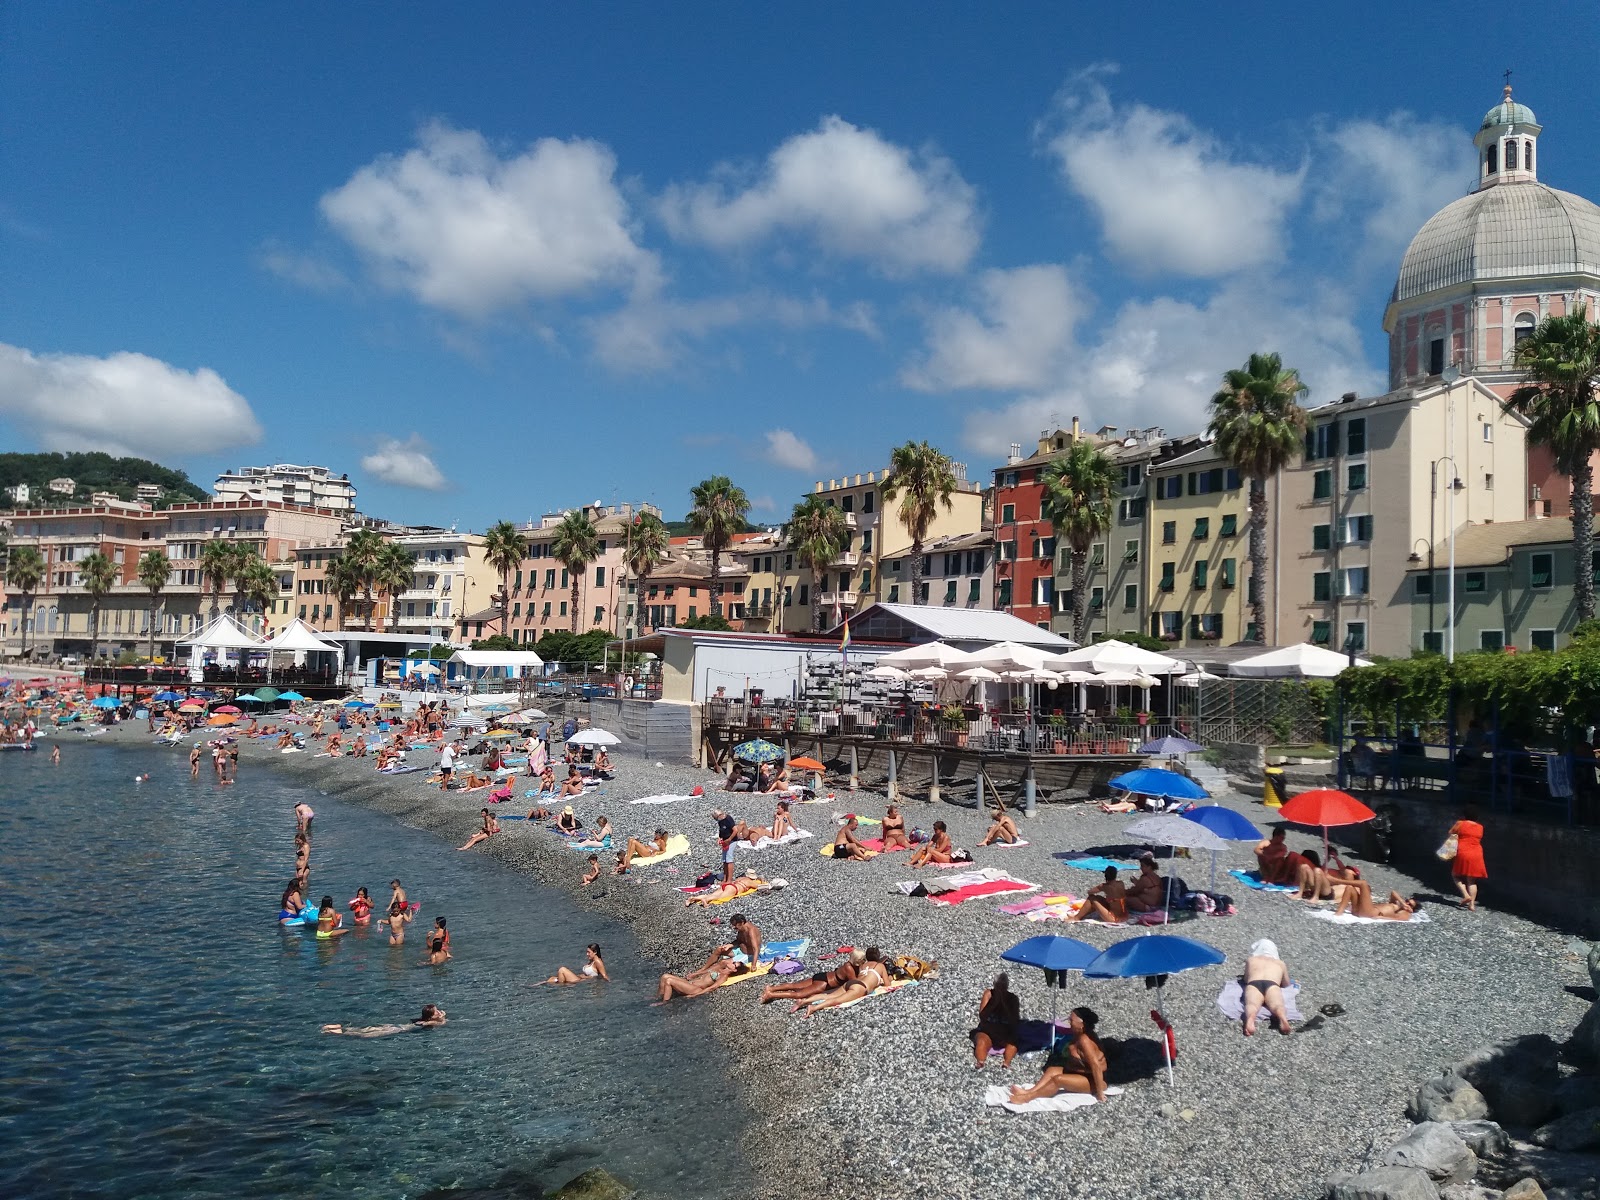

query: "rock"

left=1487, top=1077, right=1560, bottom=1130
left=1326, top=1166, right=1442, bottom=1200
left=1455, top=1038, right=1562, bottom=1128
left=547, top=1168, right=634, bottom=1200
left=1571, top=1005, right=1600, bottom=1067
left=1449, top=1121, right=1511, bottom=1158
left=1551, top=1075, right=1600, bottom=1116
left=1480, top=1148, right=1600, bottom=1194
left=1412, top=1074, right=1490, bottom=1123
left=1438, top=1186, right=1501, bottom=1200
left=1379, top=1123, right=1478, bottom=1184
left=1502, top=1179, right=1546, bottom=1200
left=1529, top=1107, right=1600, bottom=1152
left=1589, top=942, right=1600, bottom=991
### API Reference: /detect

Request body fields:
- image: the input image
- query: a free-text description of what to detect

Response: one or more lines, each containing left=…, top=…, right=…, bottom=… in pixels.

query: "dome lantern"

left=1473, top=84, right=1541, bottom=189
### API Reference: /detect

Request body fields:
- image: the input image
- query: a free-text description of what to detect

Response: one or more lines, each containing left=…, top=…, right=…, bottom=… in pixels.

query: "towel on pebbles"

left=989, top=839, right=1031, bottom=849
left=1058, top=855, right=1138, bottom=873
left=629, top=834, right=692, bottom=866
left=983, top=1085, right=1122, bottom=1114
left=1229, top=869, right=1297, bottom=893
left=833, top=978, right=918, bottom=1011
left=997, top=894, right=1075, bottom=915
left=1308, top=908, right=1432, bottom=926
left=630, top=794, right=692, bottom=805
left=860, top=838, right=908, bottom=853
left=735, top=829, right=814, bottom=850
left=1216, top=979, right=1304, bottom=1022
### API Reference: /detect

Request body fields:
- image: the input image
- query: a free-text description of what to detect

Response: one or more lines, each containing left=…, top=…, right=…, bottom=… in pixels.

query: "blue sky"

left=3, top=3, right=1597, bottom=528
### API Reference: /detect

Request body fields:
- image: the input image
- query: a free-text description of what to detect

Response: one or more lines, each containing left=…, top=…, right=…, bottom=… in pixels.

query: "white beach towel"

left=983, top=1085, right=1122, bottom=1114
left=630, top=794, right=691, bottom=805
left=1307, top=908, right=1432, bottom=926
left=991, top=839, right=1031, bottom=849
left=1216, top=979, right=1304, bottom=1022
left=737, top=829, right=814, bottom=851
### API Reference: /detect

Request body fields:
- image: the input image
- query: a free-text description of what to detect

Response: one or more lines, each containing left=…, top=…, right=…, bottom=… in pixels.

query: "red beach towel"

left=928, top=880, right=1035, bottom=906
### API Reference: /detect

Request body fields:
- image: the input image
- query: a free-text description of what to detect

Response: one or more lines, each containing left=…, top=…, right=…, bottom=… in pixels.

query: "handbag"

left=1435, top=833, right=1458, bottom=861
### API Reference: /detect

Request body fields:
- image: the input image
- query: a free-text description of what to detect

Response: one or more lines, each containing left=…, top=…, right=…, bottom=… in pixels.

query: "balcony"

left=745, top=601, right=774, bottom=619
left=817, top=590, right=858, bottom=608
left=831, top=550, right=860, bottom=567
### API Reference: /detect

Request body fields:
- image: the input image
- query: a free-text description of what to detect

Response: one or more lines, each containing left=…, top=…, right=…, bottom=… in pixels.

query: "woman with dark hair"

left=1448, top=806, right=1487, bottom=912
left=909, top=820, right=952, bottom=867
left=315, top=895, right=349, bottom=940
left=322, top=1004, right=447, bottom=1036
left=541, top=943, right=608, bottom=985
left=971, top=973, right=1022, bottom=1068
left=1007, top=1007, right=1109, bottom=1104
left=423, top=917, right=451, bottom=964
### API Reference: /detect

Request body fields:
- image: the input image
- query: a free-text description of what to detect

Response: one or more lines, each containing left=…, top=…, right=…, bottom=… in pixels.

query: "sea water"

left=0, top=742, right=748, bottom=1198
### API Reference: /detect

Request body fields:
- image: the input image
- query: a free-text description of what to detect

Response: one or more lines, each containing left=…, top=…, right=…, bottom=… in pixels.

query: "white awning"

left=178, top=614, right=267, bottom=650
left=1045, top=640, right=1184, bottom=674
left=447, top=649, right=545, bottom=668
left=1229, top=643, right=1373, bottom=678
left=875, top=641, right=975, bottom=669
left=264, top=618, right=341, bottom=652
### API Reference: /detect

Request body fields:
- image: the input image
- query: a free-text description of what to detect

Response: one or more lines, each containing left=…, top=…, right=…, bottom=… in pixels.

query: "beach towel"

left=1229, top=869, right=1297, bottom=893
left=736, top=829, right=814, bottom=850
left=1307, top=908, right=1432, bottom=926
left=734, top=936, right=811, bottom=965
left=990, top=839, right=1032, bottom=849
left=714, top=963, right=771, bottom=988
left=832, top=978, right=918, bottom=1011
left=378, top=764, right=422, bottom=774
left=834, top=815, right=881, bottom=826
left=630, top=794, right=691, bottom=805
left=631, top=834, right=691, bottom=867
left=929, top=880, right=1037, bottom=906
left=921, top=869, right=1019, bottom=894
left=821, top=843, right=878, bottom=859
left=1216, top=979, right=1304, bottom=1023
left=860, top=837, right=910, bottom=853
left=1059, top=855, right=1138, bottom=873
left=983, top=1084, right=1122, bottom=1114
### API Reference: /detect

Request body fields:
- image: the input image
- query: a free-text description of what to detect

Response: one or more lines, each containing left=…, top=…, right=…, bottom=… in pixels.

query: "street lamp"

left=1408, top=537, right=1435, bottom=653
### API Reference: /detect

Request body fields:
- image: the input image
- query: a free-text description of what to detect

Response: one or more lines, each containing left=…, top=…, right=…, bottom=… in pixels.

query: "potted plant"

left=1048, top=712, right=1069, bottom=754
left=941, top=704, right=969, bottom=747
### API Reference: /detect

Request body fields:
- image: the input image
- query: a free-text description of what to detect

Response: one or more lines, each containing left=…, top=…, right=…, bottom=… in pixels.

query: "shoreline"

left=75, top=719, right=1593, bottom=1200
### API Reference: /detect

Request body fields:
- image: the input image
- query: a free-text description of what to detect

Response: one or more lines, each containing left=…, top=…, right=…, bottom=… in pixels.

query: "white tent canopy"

left=178, top=613, right=267, bottom=650
left=874, top=641, right=974, bottom=669
left=447, top=649, right=545, bottom=669
left=264, top=618, right=340, bottom=652
left=961, top=640, right=1053, bottom=673
left=1046, top=640, right=1184, bottom=675
left=1229, top=643, right=1373, bottom=678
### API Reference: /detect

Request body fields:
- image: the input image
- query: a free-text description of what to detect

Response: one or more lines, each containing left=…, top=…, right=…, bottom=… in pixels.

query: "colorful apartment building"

left=1144, top=444, right=1253, bottom=648
left=879, top=530, right=993, bottom=610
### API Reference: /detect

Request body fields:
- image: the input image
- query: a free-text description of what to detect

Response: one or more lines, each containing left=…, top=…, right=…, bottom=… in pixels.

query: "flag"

left=840, top=619, right=851, bottom=663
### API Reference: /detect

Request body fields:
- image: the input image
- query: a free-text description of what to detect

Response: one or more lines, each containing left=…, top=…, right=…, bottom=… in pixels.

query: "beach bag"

left=1435, top=833, right=1458, bottom=861
left=893, top=955, right=938, bottom=981
left=950, top=848, right=973, bottom=863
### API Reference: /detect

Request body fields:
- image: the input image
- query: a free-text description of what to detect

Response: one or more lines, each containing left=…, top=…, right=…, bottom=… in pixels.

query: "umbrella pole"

left=1158, top=985, right=1175, bottom=1089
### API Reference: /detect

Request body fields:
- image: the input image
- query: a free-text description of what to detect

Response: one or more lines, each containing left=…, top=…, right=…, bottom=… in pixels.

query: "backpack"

left=892, top=955, right=939, bottom=981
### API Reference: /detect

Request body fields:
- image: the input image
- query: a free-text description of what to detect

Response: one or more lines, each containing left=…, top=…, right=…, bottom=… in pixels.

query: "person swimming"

left=322, top=1004, right=447, bottom=1037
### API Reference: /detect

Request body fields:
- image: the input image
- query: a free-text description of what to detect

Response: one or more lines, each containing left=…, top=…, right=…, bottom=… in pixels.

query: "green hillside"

left=0, top=452, right=207, bottom=507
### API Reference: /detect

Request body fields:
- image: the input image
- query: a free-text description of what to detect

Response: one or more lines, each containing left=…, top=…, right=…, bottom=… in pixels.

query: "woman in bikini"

left=760, top=950, right=861, bottom=1005
left=348, top=887, right=373, bottom=925
left=279, top=879, right=307, bottom=924
left=684, top=874, right=765, bottom=907
left=458, top=808, right=499, bottom=850
left=423, top=917, right=452, bottom=964
left=880, top=804, right=909, bottom=850
left=1008, top=1007, right=1109, bottom=1104
left=314, top=895, right=350, bottom=940
left=620, top=830, right=670, bottom=870
left=971, top=972, right=1022, bottom=1068
left=794, top=947, right=890, bottom=1017
left=573, top=815, right=614, bottom=849
left=1067, top=866, right=1128, bottom=923
left=1332, top=879, right=1422, bottom=921
left=654, top=948, right=737, bottom=1004
left=558, top=767, right=586, bottom=799
left=540, top=943, right=608, bottom=985
left=322, top=1004, right=447, bottom=1036
left=909, top=820, right=953, bottom=867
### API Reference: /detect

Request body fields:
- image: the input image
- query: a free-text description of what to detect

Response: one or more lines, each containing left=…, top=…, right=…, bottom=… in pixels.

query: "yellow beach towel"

left=632, top=834, right=691, bottom=867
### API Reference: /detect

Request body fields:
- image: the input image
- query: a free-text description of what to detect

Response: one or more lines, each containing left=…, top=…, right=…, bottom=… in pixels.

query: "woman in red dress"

left=1449, top=807, right=1487, bottom=911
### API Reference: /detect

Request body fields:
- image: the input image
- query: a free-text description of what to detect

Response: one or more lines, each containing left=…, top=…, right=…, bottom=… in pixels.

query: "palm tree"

left=78, top=552, right=117, bottom=660
left=481, top=520, right=529, bottom=637
left=881, top=440, right=958, bottom=604
left=324, top=555, right=361, bottom=630
left=199, top=540, right=238, bottom=620
left=136, top=549, right=170, bottom=663
left=7, top=546, right=44, bottom=658
left=227, top=548, right=267, bottom=617
left=550, top=509, right=600, bottom=634
left=373, top=542, right=416, bottom=632
left=1041, top=440, right=1120, bottom=643
left=687, top=476, right=750, bottom=615
left=622, top=512, right=669, bottom=634
left=1506, top=306, right=1600, bottom=622
left=786, top=496, right=851, bottom=632
left=240, top=558, right=278, bottom=633
left=342, top=529, right=389, bottom=631
left=1208, top=352, right=1309, bottom=643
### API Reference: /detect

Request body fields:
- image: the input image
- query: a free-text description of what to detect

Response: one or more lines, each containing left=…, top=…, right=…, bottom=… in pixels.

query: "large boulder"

left=1572, top=1004, right=1600, bottom=1067
left=547, top=1169, right=634, bottom=1200
left=1479, top=1147, right=1599, bottom=1194
left=1551, top=1075, right=1600, bottom=1116
left=1455, top=1037, right=1562, bottom=1128
left=1411, top=1074, right=1490, bottom=1123
left=1437, top=1187, right=1501, bottom=1200
left=1449, top=1120, right=1511, bottom=1158
left=1378, top=1124, right=1478, bottom=1184
left=1326, top=1166, right=1441, bottom=1200
left=1529, top=1106, right=1600, bottom=1152
left=1502, top=1180, right=1546, bottom=1200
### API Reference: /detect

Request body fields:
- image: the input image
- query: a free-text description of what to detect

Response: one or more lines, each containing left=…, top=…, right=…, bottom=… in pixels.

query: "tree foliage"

left=687, top=476, right=750, bottom=616
left=1041, top=440, right=1118, bottom=642
left=882, top=440, right=957, bottom=602
left=0, top=451, right=206, bottom=506
left=681, top=612, right=732, bottom=631
left=535, top=627, right=614, bottom=664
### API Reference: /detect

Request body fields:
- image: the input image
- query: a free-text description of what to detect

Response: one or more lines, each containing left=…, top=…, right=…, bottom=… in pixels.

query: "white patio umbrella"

left=1046, top=639, right=1183, bottom=675
left=908, top=666, right=950, bottom=680
left=568, top=728, right=620, bottom=747
left=962, top=640, right=1052, bottom=673
left=875, top=642, right=975, bottom=669
left=867, top=663, right=911, bottom=680
left=1175, top=669, right=1220, bottom=688
left=409, top=661, right=440, bottom=676
left=1229, top=643, right=1373, bottom=677
left=956, top=666, right=1004, bottom=682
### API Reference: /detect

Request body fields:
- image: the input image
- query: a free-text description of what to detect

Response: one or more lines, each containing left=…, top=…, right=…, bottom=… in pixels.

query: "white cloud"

left=588, top=290, right=876, bottom=373
left=1040, top=75, right=1303, bottom=277
left=361, top=434, right=450, bottom=491
left=0, top=343, right=261, bottom=456
left=661, top=115, right=980, bottom=274
left=902, top=264, right=1082, bottom=391
left=958, top=277, right=1382, bottom=457
left=1313, top=113, right=1476, bottom=272
left=764, top=429, right=818, bottom=471
left=321, top=121, right=656, bottom=318
left=258, top=243, right=349, bottom=292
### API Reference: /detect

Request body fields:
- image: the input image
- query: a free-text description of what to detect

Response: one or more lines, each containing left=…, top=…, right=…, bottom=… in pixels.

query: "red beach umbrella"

left=213, top=705, right=242, bottom=715
left=1277, top=789, right=1376, bottom=862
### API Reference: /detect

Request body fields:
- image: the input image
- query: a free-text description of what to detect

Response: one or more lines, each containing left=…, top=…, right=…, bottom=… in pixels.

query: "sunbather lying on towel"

left=1332, top=879, right=1422, bottom=921
left=654, top=947, right=737, bottom=1004
left=684, top=874, right=765, bottom=906
left=1066, top=867, right=1127, bottom=923
left=793, top=947, right=891, bottom=1017
left=620, top=829, right=670, bottom=871
left=978, top=803, right=1020, bottom=847
left=1241, top=939, right=1293, bottom=1036
left=760, top=951, right=861, bottom=1005
left=1007, top=1008, right=1108, bottom=1104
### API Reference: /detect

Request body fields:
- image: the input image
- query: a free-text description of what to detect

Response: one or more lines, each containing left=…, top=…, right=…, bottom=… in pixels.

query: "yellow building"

left=1144, top=444, right=1255, bottom=649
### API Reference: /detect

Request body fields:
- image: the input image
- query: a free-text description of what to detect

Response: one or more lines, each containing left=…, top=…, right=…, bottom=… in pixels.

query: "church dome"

left=1481, top=98, right=1538, bottom=130
left=1393, top=182, right=1600, bottom=303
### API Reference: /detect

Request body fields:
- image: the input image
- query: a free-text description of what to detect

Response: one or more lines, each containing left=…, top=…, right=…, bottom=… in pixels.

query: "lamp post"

left=1408, top=537, right=1435, bottom=652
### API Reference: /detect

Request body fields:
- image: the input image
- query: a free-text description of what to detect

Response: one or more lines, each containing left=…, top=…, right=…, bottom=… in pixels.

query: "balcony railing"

left=817, top=590, right=857, bottom=608
left=830, top=550, right=860, bottom=567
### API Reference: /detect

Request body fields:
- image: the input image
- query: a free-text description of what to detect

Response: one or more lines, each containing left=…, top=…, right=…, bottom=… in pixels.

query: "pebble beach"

left=85, top=721, right=1594, bottom=1200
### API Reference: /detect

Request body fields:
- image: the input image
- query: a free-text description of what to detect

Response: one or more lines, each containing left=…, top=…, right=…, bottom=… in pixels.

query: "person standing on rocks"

left=1241, top=939, right=1293, bottom=1036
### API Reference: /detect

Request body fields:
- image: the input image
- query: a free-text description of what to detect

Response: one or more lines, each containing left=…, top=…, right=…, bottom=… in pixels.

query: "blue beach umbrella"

left=153, top=690, right=182, bottom=702
left=277, top=691, right=305, bottom=702
left=1083, top=934, right=1227, bottom=1088
left=91, top=696, right=120, bottom=709
left=343, top=699, right=373, bottom=709
left=1108, top=767, right=1209, bottom=800
left=235, top=694, right=266, bottom=705
left=733, top=738, right=783, bottom=764
left=1182, top=804, right=1264, bottom=889
left=1001, top=935, right=1100, bottom=1045
left=1138, top=735, right=1204, bottom=756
